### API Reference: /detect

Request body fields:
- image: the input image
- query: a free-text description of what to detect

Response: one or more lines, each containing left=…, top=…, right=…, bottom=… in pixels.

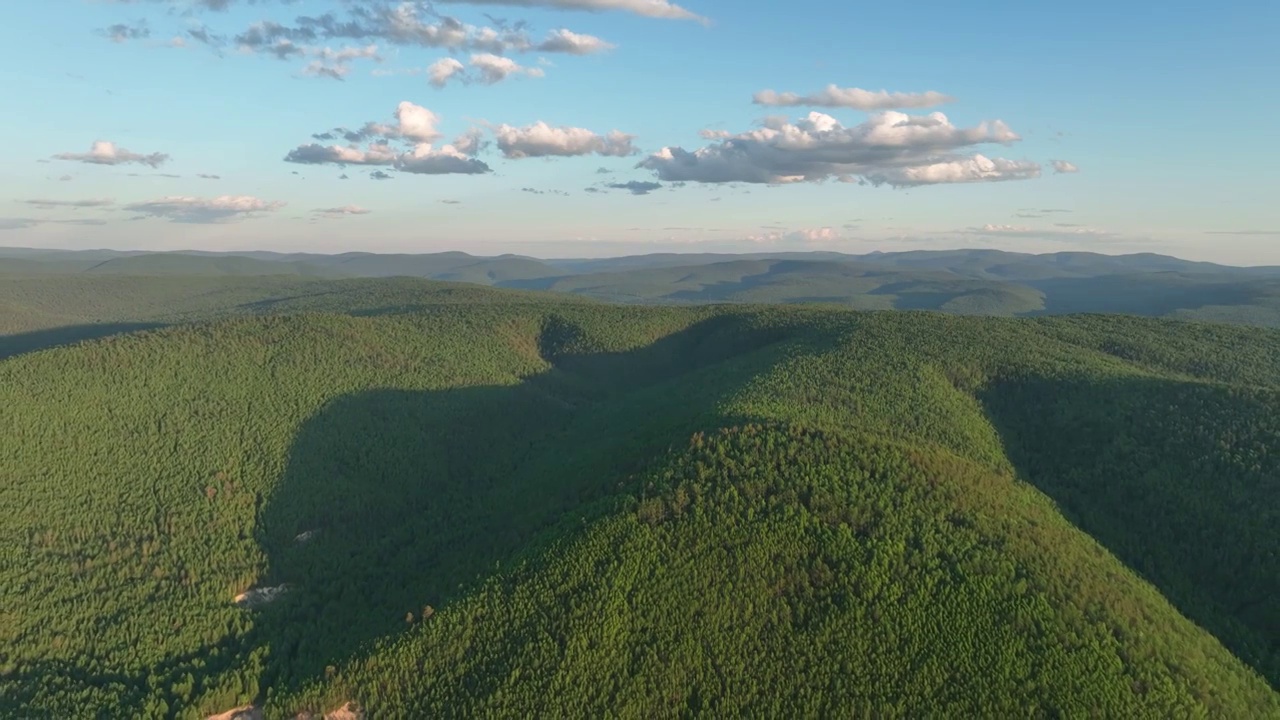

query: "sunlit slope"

left=279, top=424, right=1277, bottom=717
left=2, top=300, right=1277, bottom=717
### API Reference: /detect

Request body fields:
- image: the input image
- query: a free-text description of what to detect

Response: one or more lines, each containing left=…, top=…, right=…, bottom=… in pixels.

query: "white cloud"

left=435, top=0, right=706, bottom=22
left=745, top=226, right=846, bottom=246
left=535, top=29, right=615, bottom=54
left=429, top=54, right=545, bottom=87
left=284, top=143, right=398, bottom=165
left=495, top=122, right=637, bottom=158
left=428, top=57, right=465, bottom=88
left=54, top=140, right=170, bottom=168
left=396, top=101, right=442, bottom=142
left=875, top=154, right=1040, bottom=187
left=1052, top=159, right=1080, bottom=173
left=313, top=205, right=372, bottom=216
left=753, top=85, right=955, bottom=111
left=960, top=223, right=1115, bottom=240
left=284, top=102, right=491, bottom=176
left=396, top=143, right=492, bottom=174
left=451, top=128, right=488, bottom=155
left=699, top=129, right=731, bottom=139
left=469, top=53, right=545, bottom=84
left=123, top=195, right=285, bottom=223
left=638, top=110, right=1038, bottom=187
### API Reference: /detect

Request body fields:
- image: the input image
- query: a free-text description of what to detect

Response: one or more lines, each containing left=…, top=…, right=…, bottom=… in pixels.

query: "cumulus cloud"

left=24, top=198, right=115, bottom=209
left=699, top=128, right=731, bottom=139
left=123, top=195, right=285, bottom=223
left=397, top=143, right=492, bottom=174
left=638, top=110, right=1038, bottom=187
left=470, top=53, right=545, bottom=83
left=285, top=101, right=492, bottom=176
left=54, top=140, right=170, bottom=168
left=284, top=143, right=399, bottom=165
left=370, top=170, right=394, bottom=180
left=428, top=57, right=465, bottom=87
left=451, top=127, right=489, bottom=155
left=313, top=205, right=371, bottom=216
left=606, top=180, right=662, bottom=195
left=753, top=86, right=955, bottom=111
left=495, top=122, right=636, bottom=158
left=877, top=155, right=1040, bottom=187
left=428, top=53, right=544, bottom=87
left=535, top=28, right=614, bottom=54
left=745, top=226, right=845, bottom=246
left=1052, top=159, right=1080, bottom=173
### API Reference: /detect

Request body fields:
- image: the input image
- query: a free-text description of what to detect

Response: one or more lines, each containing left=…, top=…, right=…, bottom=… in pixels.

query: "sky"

left=1, top=0, right=1277, bottom=263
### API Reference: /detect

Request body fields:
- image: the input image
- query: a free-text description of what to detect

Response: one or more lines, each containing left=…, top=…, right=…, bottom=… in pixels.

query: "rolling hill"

left=5, top=247, right=1280, bottom=330
left=2, top=288, right=1278, bottom=718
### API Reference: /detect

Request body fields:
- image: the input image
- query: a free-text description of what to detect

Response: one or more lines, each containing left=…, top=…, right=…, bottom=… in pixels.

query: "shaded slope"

left=0, top=306, right=796, bottom=717
left=981, top=373, right=1280, bottom=685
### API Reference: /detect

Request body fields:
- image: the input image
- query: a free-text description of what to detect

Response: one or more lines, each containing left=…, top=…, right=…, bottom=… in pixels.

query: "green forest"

left=2, top=279, right=1279, bottom=718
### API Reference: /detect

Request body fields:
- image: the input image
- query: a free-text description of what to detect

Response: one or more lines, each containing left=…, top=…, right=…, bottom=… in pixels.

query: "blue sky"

left=1, top=0, right=1277, bottom=262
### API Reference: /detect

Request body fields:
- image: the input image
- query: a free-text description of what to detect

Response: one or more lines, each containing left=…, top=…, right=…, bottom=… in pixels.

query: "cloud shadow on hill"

left=0, top=322, right=166, bottom=361
left=230, top=313, right=799, bottom=707
left=979, top=374, right=1280, bottom=688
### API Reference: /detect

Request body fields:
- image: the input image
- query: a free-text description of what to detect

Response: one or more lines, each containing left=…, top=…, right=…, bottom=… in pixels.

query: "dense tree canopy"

left=2, top=291, right=1278, bottom=718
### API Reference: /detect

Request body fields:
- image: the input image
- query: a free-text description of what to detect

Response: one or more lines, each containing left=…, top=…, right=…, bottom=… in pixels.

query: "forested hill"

left=2, top=287, right=1278, bottom=717
left=5, top=246, right=1280, bottom=328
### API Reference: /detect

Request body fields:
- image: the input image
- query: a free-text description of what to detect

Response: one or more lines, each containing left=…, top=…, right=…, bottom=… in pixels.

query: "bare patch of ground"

left=294, top=701, right=363, bottom=720
left=207, top=705, right=261, bottom=720
left=233, top=584, right=289, bottom=608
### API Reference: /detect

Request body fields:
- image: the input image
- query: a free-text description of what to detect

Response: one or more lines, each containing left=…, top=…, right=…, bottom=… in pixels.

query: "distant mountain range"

left=4, top=246, right=1280, bottom=327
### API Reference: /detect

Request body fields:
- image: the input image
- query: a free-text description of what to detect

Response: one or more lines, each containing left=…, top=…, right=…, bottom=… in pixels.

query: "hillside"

left=81, top=254, right=345, bottom=278
left=0, top=275, right=587, bottom=357
left=5, top=247, right=1280, bottom=328
left=2, top=292, right=1278, bottom=718
left=513, top=259, right=1046, bottom=314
